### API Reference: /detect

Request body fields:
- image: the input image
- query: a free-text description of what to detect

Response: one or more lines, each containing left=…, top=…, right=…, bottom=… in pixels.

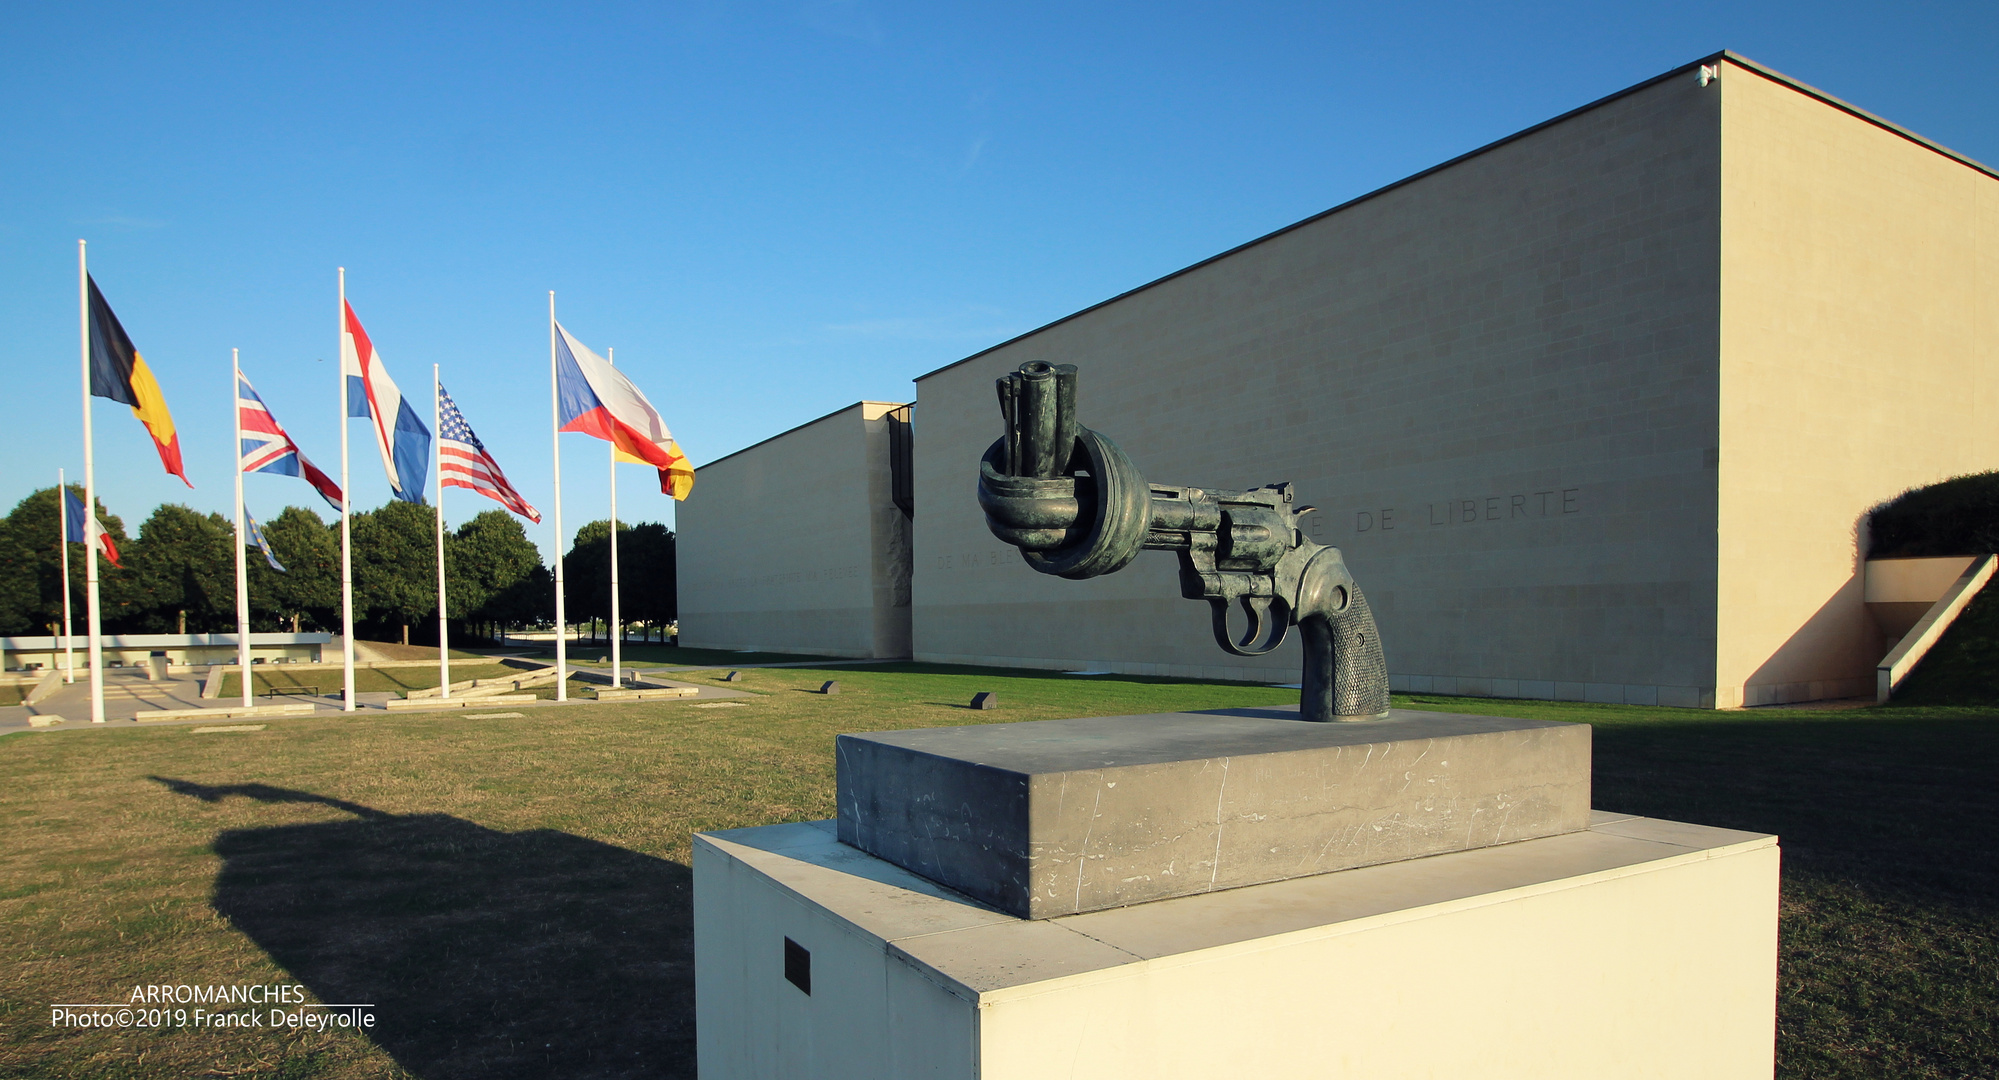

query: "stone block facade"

left=679, top=54, right=1997, bottom=706
left=678, top=402, right=913, bottom=658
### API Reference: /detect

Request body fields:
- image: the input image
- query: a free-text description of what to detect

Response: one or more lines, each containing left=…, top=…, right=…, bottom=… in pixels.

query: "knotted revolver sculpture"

left=977, top=361, right=1390, bottom=721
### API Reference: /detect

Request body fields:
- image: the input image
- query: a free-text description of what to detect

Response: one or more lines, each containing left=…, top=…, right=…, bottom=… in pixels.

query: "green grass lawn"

left=0, top=684, right=24, bottom=707
left=216, top=662, right=527, bottom=699
left=505, top=643, right=845, bottom=668
left=1, top=665, right=1994, bottom=1078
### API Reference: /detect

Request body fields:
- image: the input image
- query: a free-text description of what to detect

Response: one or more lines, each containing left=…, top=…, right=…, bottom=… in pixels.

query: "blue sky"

left=3, top=1, right=1993, bottom=562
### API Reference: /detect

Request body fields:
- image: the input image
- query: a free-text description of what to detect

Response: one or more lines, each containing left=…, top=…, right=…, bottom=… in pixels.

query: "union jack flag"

left=239, top=372, right=342, bottom=511
left=439, top=385, right=541, bottom=523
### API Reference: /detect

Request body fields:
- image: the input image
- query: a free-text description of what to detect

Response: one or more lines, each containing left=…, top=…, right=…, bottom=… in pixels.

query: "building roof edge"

left=912, top=52, right=1729, bottom=385
left=697, top=399, right=914, bottom=472
left=1718, top=51, right=1998, bottom=182
left=914, top=50, right=1994, bottom=386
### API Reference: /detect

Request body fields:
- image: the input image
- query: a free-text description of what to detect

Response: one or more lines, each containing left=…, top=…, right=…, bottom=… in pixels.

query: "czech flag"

left=555, top=322, right=694, bottom=499
left=341, top=301, right=431, bottom=504
left=64, top=488, right=122, bottom=568
left=87, top=277, right=191, bottom=487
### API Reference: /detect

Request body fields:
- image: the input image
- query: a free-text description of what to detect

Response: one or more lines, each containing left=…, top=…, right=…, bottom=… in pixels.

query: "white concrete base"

left=695, top=811, right=1778, bottom=1079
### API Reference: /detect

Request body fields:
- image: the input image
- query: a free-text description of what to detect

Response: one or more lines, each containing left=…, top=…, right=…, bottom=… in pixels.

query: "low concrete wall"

left=0, top=634, right=329, bottom=672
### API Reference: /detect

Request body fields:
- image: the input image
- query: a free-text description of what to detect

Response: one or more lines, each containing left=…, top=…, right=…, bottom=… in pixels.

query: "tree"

left=488, top=564, right=555, bottom=635
left=351, top=500, right=437, bottom=644
left=252, top=506, right=340, bottom=632
left=564, top=519, right=618, bottom=637
left=127, top=504, right=231, bottom=634
left=0, top=506, right=30, bottom=636
left=453, top=509, right=543, bottom=636
left=564, top=519, right=674, bottom=641
left=622, top=522, right=676, bottom=638
left=0, top=487, right=131, bottom=636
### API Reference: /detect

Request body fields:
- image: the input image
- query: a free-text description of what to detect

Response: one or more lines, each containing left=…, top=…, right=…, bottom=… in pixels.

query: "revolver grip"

left=1294, top=547, right=1390, bottom=720
left=1298, top=587, right=1390, bottom=721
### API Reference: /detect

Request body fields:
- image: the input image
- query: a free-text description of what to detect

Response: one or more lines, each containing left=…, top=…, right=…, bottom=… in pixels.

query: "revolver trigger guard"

left=1210, top=596, right=1290, bottom=657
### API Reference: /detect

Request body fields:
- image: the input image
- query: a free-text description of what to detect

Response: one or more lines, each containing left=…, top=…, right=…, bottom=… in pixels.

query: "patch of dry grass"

left=1, top=670, right=1994, bottom=1078
left=0, top=664, right=1292, bottom=1079
left=217, top=663, right=526, bottom=699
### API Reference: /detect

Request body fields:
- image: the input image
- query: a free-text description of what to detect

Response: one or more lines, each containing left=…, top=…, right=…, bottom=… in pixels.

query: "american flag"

left=438, top=385, right=541, bottom=523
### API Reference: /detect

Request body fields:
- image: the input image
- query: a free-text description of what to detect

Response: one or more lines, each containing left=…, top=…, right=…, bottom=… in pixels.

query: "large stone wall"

left=678, top=402, right=913, bottom=658
left=912, top=69, right=1727, bottom=704
left=683, top=56, right=1998, bottom=706
left=1714, top=58, right=1999, bottom=706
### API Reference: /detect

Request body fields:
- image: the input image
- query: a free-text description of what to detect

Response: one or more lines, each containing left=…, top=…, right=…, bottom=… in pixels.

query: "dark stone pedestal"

left=836, top=706, right=1591, bottom=919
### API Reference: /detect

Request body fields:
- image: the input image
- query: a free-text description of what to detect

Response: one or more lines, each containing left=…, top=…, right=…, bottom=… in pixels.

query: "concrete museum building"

left=678, top=402, right=915, bottom=659
left=679, top=53, right=1998, bottom=708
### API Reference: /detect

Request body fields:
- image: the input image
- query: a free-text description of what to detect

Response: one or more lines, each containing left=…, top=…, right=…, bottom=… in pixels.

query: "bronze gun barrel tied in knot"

left=977, top=360, right=1391, bottom=721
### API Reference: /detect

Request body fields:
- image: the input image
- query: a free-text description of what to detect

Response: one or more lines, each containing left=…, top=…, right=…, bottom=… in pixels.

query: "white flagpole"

left=339, top=268, right=356, bottom=711
left=78, top=240, right=105, bottom=724
left=232, top=348, right=252, bottom=707
left=550, top=292, right=567, bottom=701
left=434, top=363, right=449, bottom=699
left=59, top=469, right=73, bottom=683
left=608, top=346, right=621, bottom=687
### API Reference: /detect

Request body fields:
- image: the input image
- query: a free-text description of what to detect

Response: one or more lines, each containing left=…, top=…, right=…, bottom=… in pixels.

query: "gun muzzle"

left=997, top=361, right=1079, bottom=479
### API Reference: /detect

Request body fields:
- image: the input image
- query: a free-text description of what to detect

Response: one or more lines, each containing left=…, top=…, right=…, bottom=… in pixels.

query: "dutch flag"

left=341, top=300, right=432, bottom=503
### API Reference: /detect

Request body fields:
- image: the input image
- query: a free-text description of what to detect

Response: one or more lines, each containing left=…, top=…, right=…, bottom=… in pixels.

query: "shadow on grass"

left=1574, top=710, right=1999, bottom=911
left=150, top=778, right=693, bottom=1080
left=1562, top=708, right=1999, bottom=1079
left=1393, top=697, right=1999, bottom=1077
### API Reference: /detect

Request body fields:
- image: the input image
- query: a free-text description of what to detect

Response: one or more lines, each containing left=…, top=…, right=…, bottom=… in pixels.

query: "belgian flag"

left=88, top=276, right=190, bottom=487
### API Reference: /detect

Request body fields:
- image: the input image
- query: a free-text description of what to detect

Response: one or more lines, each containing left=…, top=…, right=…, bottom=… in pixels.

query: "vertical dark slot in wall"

left=888, top=405, right=914, bottom=519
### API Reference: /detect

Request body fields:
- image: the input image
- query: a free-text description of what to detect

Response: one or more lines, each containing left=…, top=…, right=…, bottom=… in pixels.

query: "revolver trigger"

left=1242, top=596, right=1272, bottom=648
left=1209, top=596, right=1289, bottom=657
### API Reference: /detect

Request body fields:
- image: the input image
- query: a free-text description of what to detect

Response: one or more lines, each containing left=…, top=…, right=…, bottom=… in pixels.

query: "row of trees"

left=0, top=487, right=675, bottom=645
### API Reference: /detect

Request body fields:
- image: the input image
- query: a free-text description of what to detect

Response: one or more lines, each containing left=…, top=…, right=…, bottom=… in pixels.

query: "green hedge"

left=1867, top=471, right=1999, bottom=558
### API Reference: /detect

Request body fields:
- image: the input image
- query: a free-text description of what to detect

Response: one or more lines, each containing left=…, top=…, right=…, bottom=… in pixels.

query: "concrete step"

left=137, top=703, right=317, bottom=723
left=592, top=686, right=700, bottom=701
left=384, top=694, right=539, bottom=711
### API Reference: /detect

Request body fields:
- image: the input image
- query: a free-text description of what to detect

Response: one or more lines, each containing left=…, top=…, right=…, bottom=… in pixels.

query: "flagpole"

left=78, top=240, right=105, bottom=724
left=339, top=268, right=356, bottom=712
left=607, top=346, right=621, bottom=687
left=232, top=348, right=252, bottom=707
left=550, top=291, right=567, bottom=701
left=59, top=469, right=73, bottom=684
left=434, top=363, right=449, bottom=699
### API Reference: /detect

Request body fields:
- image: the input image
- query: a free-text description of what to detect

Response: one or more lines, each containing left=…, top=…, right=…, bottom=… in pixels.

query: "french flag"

left=555, top=322, right=694, bottom=499
left=341, top=301, right=432, bottom=503
left=65, top=488, right=122, bottom=567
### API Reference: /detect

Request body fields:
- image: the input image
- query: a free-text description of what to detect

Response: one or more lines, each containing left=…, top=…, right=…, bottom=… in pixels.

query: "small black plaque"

left=971, top=692, right=998, bottom=710
left=783, top=936, right=811, bottom=995
left=821, top=680, right=840, bottom=695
